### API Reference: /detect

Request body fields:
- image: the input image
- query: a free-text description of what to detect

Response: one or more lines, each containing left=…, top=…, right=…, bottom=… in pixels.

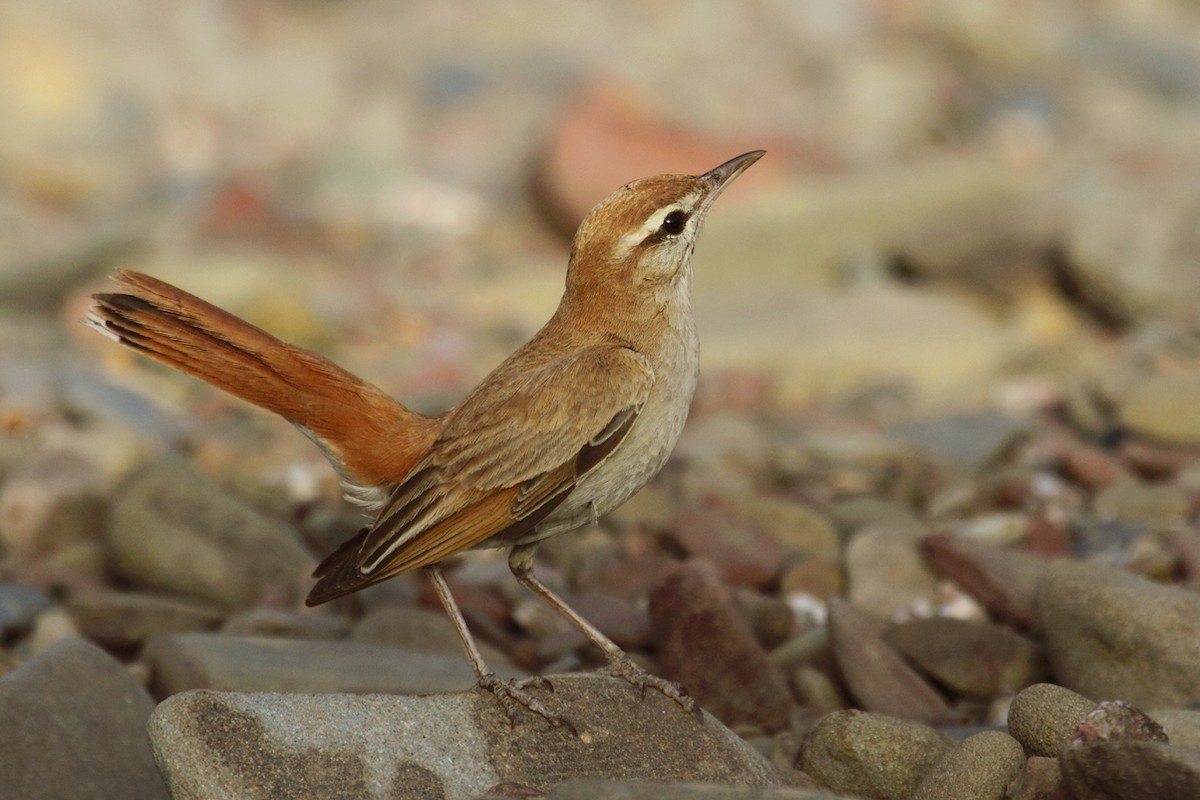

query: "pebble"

left=1004, top=756, right=1063, bottom=800
left=909, top=730, right=1026, bottom=800
left=107, top=457, right=313, bottom=609
left=888, top=411, right=1028, bottom=470
left=845, top=522, right=938, bottom=620
left=67, top=590, right=223, bottom=650
left=798, top=710, right=952, bottom=800
left=883, top=617, right=1045, bottom=698
left=0, top=448, right=107, bottom=559
left=667, top=502, right=789, bottom=587
left=827, top=599, right=951, bottom=721
left=1007, top=683, right=1096, bottom=757
left=1116, top=371, right=1200, bottom=447
left=1035, top=560, right=1200, bottom=707
left=649, top=561, right=794, bottom=732
left=0, top=638, right=167, bottom=800
left=141, top=632, right=516, bottom=697
left=920, top=535, right=1049, bottom=628
left=1091, top=477, right=1192, bottom=531
left=149, top=676, right=785, bottom=800
left=1059, top=739, right=1200, bottom=799
left=351, top=603, right=512, bottom=665
left=0, top=582, right=52, bottom=638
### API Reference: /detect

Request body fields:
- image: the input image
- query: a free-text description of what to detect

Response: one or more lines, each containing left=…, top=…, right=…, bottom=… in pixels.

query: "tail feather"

left=87, top=270, right=440, bottom=488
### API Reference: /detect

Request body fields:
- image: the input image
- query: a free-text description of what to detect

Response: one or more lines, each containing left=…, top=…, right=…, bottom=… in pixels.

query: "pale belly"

left=519, top=320, right=699, bottom=544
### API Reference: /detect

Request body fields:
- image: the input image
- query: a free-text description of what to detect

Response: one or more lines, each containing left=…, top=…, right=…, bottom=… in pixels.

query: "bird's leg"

left=424, top=565, right=572, bottom=732
left=507, top=543, right=698, bottom=716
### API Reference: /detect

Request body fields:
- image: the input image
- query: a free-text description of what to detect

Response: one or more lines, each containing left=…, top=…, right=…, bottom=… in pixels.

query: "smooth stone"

left=909, top=730, right=1025, bottom=800
left=142, top=632, right=519, bottom=696
left=649, top=561, right=794, bottom=732
left=920, top=535, right=1050, bottom=627
left=1151, top=709, right=1200, bottom=749
left=1004, top=756, right=1063, bottom=800
left=827, top=599, right=951, bottom=721
left=352, top=603, right=515, bottom=668
left=668, top=503, right=789, bottom=587
left=1060, top=740, right=1200, bottom=799
left=883, top=617, right=1045, bottom=697
left=221, top=608, right=350, bottom=640
left=1117, top=371, right=1200, bottom=447
left=845, top=522, right=938, bottom=620
left=0, top=448, right=107, bottom=558
left=66, top=590, right=223, bottom=649
left=1091, top=477, right=1192, bottom=530
left=0, top=637, right=168, bottom=800
left=0, top=582, right=52, bottom=637
left=889, top=411, right=1028, bottom=470
left=798, top=710, right=952, bottom=800
left=1034, top=560, right=1200, bottom=707
left=148, top=676, right=786, bottom=800
left=107, top=457, right=313, bottom=609
left=1007, top=683, right=1095, bottom=757
left=547, top=778, right=847, bottom=799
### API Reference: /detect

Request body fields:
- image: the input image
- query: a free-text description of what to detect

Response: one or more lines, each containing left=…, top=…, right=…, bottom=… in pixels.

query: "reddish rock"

left=827, top=598, right=952, bottom=722
left=666, top=502, right=789, bottom=587
left=535, top=82, right=792, bottom=233
left=649, top=561, right=793, bottom=731
left=921, top=534, right=1051, bottom=628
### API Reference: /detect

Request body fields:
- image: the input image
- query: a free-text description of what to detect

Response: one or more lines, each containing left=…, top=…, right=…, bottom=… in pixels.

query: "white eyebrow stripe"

left=613, top=191, right=702, bottom=260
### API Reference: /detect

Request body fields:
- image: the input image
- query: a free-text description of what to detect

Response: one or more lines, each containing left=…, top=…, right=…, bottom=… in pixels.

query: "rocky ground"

left=5, top=1, right=1200, bottom=799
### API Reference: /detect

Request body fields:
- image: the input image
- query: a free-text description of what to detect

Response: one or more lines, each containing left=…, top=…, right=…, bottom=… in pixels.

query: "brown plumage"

left=86, top=151, right=764, bottom=728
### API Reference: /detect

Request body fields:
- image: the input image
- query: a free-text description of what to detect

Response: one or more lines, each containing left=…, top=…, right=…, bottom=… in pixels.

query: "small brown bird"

left=86, top=150, right=764, bottom=727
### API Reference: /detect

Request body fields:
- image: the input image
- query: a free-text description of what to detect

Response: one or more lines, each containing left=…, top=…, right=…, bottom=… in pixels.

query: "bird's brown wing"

left=305, top=345, right=653, bottom=605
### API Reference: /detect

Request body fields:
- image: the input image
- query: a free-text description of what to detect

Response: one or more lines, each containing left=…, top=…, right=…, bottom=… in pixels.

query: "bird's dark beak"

left=698, top=150, right=766, bottom=211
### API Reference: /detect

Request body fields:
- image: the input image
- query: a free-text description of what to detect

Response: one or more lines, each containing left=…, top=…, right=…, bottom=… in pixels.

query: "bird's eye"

left=659, top=210, right=687, bottom=236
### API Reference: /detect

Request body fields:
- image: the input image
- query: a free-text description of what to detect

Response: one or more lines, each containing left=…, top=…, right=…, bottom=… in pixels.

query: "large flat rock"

left=149, top=675, right=785, bottom=800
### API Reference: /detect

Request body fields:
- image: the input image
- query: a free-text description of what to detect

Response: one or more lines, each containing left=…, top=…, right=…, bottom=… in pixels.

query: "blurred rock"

left=1035, top=560, right=1200, bottom=707
left=1060, top=740, right=1200, bottom=800
left=220, top=608, right=349, bottom=640
left=149, top=676, right=785, bottom=800
left=1004, top=756, right=1063, bottom=800
left=352, top=603, right=512, bottom=666
left=0, top=448, right=107, bottom=558
left=827, top=599, right=950, bottom=721
left=548, top=780, right=844, bottom=799
left=920, top=535, right=1050, bottom=628
left=67, top=590, right=222, bottom=650
left=798, top=710, right=952, bottom=800
left=889, top=411, right=1028, bottom=470
left=107, top=457, right=312, bottom=609
left=667, top=502, right=788, bottom=587
left=142, top=633, right=515, bottom=697
left=1091, top=478, right=1191, bottom=531
left=733, top=589, right=795, bottom=651
left=0, top=582, right=52, bottom=638
left=1007, top=683, right=1095, bottom=757
left=1151, top=710, right=1200, bottom=749
left=845, top=522, right=938, bottom=619
left=908, top=730, right=1025, bottom=800
left=1074, top=700, right=1168, bottom=745
left=1116, top=371, right=1200, bottom=447
left=0, top=638, right=167, bottom=800
left=649, top=561, right=794, bottom=732
left=883, top=617, right=1044, bottom=698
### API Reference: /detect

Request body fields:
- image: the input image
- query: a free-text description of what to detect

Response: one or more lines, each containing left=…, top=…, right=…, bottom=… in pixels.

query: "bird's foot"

left=603, top=654, right=700, bottom=718
left=476, top=672, right=576, bottom=735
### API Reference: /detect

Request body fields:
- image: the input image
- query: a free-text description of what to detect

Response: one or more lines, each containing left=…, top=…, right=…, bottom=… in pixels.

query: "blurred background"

left=6, top=0, right=1200, bottom=733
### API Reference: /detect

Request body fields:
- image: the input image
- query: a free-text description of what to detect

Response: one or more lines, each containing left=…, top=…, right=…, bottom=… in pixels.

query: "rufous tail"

left=86, top=269, right=440, bottom=488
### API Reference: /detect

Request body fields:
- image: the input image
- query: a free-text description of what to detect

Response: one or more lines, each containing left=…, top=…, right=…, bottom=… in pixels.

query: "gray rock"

left=827, top=599, right=951, bottom=721
left=352, top=603, right=514, bottom=667
left=889, top=411, right=1028, bottom=470
left=649, top=560, right=794, bottom=732
left=221, top=607, right=350, bottom=640
left=66, top=590, right=223, bottom=649
left=547, top=778, right=848, bottom=799
left=0, top=637, right=168, bottom=800
left=883, top=617, right=1044, bottom=698
left=798, top=710, right=952, bottom=800
left=1035, top=560, right=1200, bottom=707
left=1060, top=740, right=1200, bottom=799
left=149, top=676, right=786, bottom=800
left=1007, top=683, right=1095, bottom=757
left=142, top=632, right=515, bottom=696
left=107, top=457, right=313, bottom=609
left=909, top=730, right=1025, bottom=800
left=0, top=582, right=52, bottom=637
left=1091, top=477, right=1191, bottom=531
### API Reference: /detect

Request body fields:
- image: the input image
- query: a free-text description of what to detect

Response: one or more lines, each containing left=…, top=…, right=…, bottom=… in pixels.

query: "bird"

left=85, top=150, right=765, bottom=728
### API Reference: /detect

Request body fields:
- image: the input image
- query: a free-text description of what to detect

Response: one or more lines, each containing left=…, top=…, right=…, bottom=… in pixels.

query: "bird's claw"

left=603, top=655, right=699, bottom=717
left=476, top=672, right=576, bottom=735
